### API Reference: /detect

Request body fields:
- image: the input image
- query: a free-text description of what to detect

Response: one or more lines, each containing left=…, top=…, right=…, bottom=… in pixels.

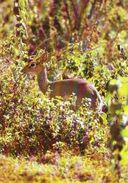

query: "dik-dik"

left=22, top=53, right=103, bottom=111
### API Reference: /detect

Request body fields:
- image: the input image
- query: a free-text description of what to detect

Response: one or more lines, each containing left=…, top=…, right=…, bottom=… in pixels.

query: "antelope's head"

left=22, top=52, right=48, bottom=75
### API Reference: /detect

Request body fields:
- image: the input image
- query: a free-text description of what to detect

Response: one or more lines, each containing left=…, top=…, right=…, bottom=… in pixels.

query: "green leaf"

left=121, top=128, right=128, bottom=138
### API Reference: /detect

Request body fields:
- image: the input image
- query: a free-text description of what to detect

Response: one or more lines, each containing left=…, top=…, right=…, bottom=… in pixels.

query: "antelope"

left=22, top=52, right=103, bottom=111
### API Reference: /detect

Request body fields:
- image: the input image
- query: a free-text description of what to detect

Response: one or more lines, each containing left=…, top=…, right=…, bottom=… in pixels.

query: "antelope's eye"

left=30, top=62, right=36, bottom=68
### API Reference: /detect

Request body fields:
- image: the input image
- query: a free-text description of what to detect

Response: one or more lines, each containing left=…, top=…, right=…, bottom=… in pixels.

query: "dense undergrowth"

left=0, top=0, right=128, bottom=182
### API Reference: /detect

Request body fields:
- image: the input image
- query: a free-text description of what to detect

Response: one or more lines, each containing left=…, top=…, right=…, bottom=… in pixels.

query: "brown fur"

left=22, top=53, right=103, bottom=111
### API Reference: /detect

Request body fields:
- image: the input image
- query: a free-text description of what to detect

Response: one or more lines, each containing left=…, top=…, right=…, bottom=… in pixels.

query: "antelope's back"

left=49, top=79, right=94, bottom=99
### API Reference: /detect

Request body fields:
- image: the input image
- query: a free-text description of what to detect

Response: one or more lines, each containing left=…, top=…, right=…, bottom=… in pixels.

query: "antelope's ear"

left=40, top=52, right=48, bottom=64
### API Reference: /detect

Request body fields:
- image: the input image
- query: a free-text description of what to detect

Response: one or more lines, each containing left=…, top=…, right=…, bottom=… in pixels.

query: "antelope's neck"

left=37, top=67, right=50, bottom=94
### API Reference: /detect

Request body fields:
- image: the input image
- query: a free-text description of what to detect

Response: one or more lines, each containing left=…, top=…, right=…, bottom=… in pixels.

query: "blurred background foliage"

left=0, top=0, right=128, bottom=182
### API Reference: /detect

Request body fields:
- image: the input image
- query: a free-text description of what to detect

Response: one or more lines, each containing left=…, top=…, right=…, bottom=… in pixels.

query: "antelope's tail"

left=95, top=90, right=103, bottom=112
